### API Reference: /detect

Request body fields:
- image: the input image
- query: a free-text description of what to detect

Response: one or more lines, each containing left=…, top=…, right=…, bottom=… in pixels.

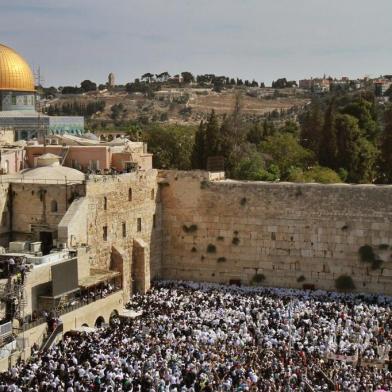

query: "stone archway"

left=95, top=316, right=105, bottom=328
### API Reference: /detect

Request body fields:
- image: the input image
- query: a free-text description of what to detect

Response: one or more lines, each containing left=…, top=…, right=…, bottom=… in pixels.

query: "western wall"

left=159, top=171, right=392, bottom=295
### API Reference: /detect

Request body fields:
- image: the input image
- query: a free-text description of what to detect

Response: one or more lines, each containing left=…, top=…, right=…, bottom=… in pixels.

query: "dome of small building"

left=20, top=154, right=85, bottom=183
left=36, top=153, right=61, bottom=167
left=0, top=44, right=35, bottom=92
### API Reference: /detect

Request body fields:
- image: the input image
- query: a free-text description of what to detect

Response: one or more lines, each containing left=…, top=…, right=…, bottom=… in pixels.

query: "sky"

left=1, top=0, right=391, bottom=87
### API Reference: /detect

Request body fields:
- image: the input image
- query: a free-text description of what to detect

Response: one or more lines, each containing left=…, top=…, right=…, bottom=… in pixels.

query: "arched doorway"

left=95, top=316, right=105, bottom=328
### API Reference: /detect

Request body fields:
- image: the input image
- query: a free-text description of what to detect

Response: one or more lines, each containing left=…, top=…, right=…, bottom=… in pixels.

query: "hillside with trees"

left=140, top=91, right=392, bottom=184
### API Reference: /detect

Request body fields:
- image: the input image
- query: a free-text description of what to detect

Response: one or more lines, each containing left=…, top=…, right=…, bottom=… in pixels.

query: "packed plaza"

left=0, top=281, right=390, bottom=391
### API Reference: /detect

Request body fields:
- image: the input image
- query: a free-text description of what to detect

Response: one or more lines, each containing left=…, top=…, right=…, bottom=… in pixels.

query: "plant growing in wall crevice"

left=217, top=257, right=226, bottom=263
left=251, top=273, right=265, bottom=285
left=335, top=275, right=355, bottom=291
left=297, top=275, right=306, bottom=283
left=358, top=245, right=383, bottom=270
left=182, top=224, right=198, bottom=234
left=232, top=237, right=240, bottom=245
left=207, top=244, right=216, bottom=253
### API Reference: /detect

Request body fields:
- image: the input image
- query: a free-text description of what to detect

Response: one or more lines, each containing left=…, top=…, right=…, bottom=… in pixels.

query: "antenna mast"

left=34, top=66, right=46, bottom=148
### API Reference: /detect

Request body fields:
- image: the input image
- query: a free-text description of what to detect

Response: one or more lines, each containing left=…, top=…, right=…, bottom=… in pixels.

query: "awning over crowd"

left=79, top=269, right=121, bottom=289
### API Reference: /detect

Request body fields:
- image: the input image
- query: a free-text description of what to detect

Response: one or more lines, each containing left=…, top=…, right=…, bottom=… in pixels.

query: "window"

left=103, top=196, right=107, bottom=210
left=89, top=160, right=100, bottom=171
left=153, top=214, right=156, bottom=228
left=103, top=226, right=108, bottom=241
left=128, top=188, right=132, bottom=201
left=151, top=188, right=155, bottom=200
left=137, top=218, right=142, bottom=232
left=122, top=222, right=126, bottom=238
left=11, top=95, right=16, bottom=105
left=51, top=200, right=58, bottom=213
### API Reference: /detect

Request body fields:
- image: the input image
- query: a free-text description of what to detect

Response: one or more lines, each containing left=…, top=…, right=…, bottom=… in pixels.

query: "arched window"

left=51, top=200, right=58, bottom=213
left=103, top=196, right=107, bottom=210
left=128, top=188, right=132, bottom=201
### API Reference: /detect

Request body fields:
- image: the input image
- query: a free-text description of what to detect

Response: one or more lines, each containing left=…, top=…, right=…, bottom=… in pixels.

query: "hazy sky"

left=1, top=0, right=391, bottom=87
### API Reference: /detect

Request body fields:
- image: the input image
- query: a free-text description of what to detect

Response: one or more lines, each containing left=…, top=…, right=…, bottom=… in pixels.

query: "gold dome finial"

left=0, top=44, right=35, bottom=92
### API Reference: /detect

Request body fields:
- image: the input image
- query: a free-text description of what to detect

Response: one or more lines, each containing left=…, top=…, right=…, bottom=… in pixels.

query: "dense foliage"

left=96, top=90, right=392, bottom=184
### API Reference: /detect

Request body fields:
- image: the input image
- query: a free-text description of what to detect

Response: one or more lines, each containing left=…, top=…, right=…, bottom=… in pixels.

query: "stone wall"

left=85, top=170, right=162, bottom=297
left=0, top=182, right=10, bottom=246
left=160, top=171, right=392, bottom=295
left=11, top=182, right=85, bottom=242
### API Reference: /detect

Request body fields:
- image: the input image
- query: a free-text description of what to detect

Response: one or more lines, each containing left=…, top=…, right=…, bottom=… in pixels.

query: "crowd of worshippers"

left=0, top=281, right=391, bottom=392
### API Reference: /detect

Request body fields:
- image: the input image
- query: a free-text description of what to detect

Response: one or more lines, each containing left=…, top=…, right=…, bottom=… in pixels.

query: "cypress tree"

left=380, top=106, right=392, bottom=183
left=319, top=100, right=338, bottom=169
left=191, top=121, right=206, bottom=169
left=300, top=101, right=323, bottom=154
left=204, top=110, right=220, bottom=161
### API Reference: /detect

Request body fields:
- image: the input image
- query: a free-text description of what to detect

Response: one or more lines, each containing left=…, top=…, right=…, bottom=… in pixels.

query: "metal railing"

left=20, top=288, right=122, bottom=332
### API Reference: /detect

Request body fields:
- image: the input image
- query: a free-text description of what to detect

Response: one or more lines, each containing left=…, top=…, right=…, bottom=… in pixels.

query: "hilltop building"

left=0, top=44, right=84, bottom=140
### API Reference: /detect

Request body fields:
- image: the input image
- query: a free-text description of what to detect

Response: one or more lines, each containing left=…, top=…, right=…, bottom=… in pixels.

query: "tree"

left=247, top=123, right=264, bottom=145
left=341, top=97, right=379, bottom=141
left=142, top=124, right=196, bottom=170
left=288, top=166, right=342, bottom=184
left=319, top=100, right=338, bottom=169
left=260, top=133, right=314, bottom=179
left=379, top=106, right=392, bottom=183
left=191, top=121, right=206, bottom=169
left=141, top=73, right=154, bottom=83
left=204, top=110, right=221, bottom=160
left=354, top=138, right=378, bottom=183
left=181, top=72, right=194, bottom=84
left=232, top=151, right=266, bottom=181
left=335, top=114, right=361, bottom=179
left=61, top=86, right=81, bottom=94
left=80, top=80, right=97, bottom=92
left=299, top=101, right=323, bottom=153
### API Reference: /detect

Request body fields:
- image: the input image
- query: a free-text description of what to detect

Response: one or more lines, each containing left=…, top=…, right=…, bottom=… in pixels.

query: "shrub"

left=183, top=224, right=198, bottom=233
left=359, top=245, right=375, bottom=263
left=251, top=273, right=265, bottom=285
left=191, top=247, right=197, bottom=253
left=200, top=180, right=208, bottom=189
left=371, top=259, right=383, bottom=270
left=297, top=275, right=306, bottom=283
left=217, top=236, right=224, bottom=241
left=341, top=224, right=349, bottom=231
left=335, top=275, right=355, bottom=291
left=378, top=244, right=390, bottom=250
left=232, top=237, right=240, bottom=245
left=207, top=244, right=216, bottom=253
left=240, top=197, right=247, bottom=206
left=217, top=257, right=226, bottom=263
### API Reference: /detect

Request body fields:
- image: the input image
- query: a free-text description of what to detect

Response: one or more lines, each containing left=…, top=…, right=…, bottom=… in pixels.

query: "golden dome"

left=0, top=44, right=35, bottom=92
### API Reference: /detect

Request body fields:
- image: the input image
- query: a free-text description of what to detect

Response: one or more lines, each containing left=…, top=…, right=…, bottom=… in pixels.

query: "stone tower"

left=108, top=73, right=115, bottom=88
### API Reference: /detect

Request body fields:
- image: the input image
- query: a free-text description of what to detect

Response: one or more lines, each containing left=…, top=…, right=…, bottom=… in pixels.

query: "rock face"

left=160, top=171, right=392, bottom=295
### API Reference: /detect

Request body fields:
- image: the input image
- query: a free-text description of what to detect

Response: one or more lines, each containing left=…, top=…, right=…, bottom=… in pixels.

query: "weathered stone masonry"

left=160, top=171, right=392, bottom=295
